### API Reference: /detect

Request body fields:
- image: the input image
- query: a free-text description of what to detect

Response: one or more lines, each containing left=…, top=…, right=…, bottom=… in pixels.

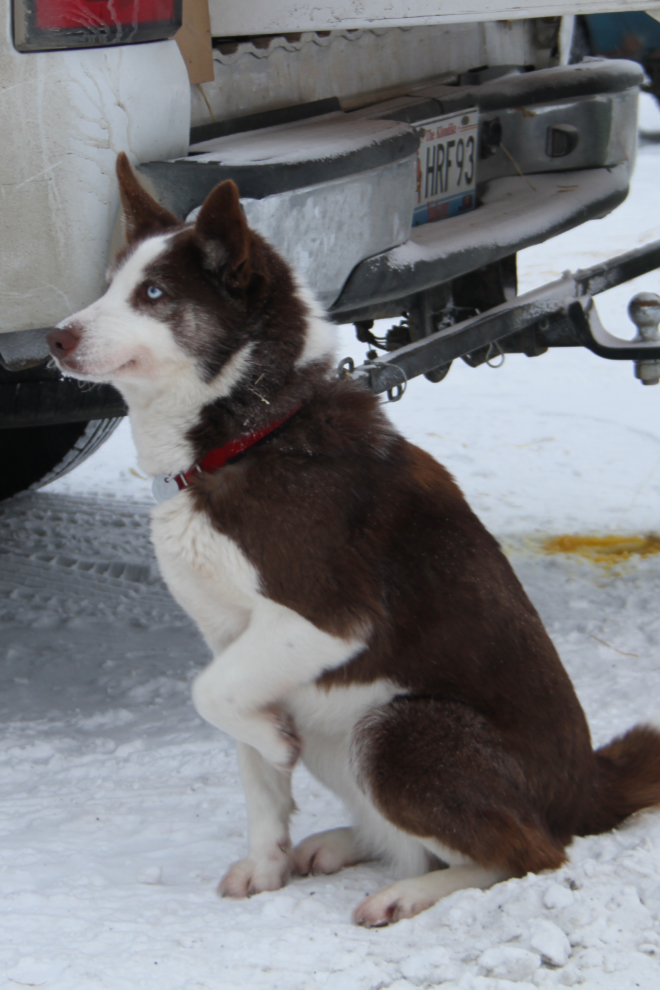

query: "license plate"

left=412, top=109, right=478, bottom=227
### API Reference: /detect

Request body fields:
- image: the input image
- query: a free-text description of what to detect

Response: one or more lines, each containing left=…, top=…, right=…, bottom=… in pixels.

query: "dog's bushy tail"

left=577, top=724, right=660, bottom=836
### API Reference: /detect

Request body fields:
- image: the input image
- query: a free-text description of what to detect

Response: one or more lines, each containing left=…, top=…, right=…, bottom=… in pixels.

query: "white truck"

left=2, top=0, right=660, bottom=498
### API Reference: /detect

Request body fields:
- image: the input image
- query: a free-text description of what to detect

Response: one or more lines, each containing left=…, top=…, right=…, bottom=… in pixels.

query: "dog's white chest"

left=151, top=492, right=259, bottom=652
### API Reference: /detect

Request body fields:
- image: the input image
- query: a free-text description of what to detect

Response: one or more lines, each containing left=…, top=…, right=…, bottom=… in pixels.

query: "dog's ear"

left=116, top=152, right=179, bottom=243
left=194, top=180, right=254, bottom=291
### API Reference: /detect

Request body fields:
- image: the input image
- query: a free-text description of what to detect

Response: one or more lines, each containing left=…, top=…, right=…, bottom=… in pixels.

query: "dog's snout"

left=47, top=323, right=81, bottom=358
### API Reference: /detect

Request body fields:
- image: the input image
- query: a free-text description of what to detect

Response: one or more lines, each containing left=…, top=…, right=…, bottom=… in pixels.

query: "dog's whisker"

left=246, top=385, right=270, bottom=405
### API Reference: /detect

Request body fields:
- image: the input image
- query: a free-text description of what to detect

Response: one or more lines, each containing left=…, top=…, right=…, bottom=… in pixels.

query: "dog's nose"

left=47, top=324, right=81, bottom=358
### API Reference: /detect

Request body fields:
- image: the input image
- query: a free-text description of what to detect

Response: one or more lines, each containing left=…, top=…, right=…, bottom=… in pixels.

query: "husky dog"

left=47, top=153, right=660, bottom=926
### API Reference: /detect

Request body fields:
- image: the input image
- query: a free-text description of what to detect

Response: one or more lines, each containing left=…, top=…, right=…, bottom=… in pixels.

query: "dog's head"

left=47, top=153, right=334, bottom=408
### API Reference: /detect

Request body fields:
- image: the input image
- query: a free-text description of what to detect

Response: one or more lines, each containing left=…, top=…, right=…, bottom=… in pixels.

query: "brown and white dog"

left=48, top=153, right=660, bottom=926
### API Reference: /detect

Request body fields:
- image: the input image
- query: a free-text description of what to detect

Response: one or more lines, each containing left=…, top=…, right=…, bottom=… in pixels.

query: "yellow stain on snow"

left=542, top=534, right=660, bottom=565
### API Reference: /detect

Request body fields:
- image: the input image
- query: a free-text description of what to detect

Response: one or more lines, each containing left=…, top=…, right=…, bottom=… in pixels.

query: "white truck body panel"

left=0, top=2, right=190, bottom=334
left=208, top=0, right=660, bottom=36
left=191, top=21, right=539, bottom=129
left=0, top=0, right=648, bottom=340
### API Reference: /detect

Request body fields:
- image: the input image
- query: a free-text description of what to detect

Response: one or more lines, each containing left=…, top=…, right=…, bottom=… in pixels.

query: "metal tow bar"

left=340, top=238, right=660, bottom=397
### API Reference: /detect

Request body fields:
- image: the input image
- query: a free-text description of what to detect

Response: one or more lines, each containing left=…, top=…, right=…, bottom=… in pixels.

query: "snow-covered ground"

left=3, top=108, right=660, bottom=990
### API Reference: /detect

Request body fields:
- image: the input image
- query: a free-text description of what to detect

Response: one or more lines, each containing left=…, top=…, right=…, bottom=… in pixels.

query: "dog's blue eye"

left=146, top=285, right=163, bottom=300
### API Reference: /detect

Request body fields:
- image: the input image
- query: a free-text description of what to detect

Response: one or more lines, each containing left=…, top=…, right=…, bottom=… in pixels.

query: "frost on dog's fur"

left=47, top=152, right=660, bottom=927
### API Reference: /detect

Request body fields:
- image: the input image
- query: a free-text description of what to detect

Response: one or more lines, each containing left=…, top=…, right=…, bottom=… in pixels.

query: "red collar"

left=173, top=402, right=302, bottom=491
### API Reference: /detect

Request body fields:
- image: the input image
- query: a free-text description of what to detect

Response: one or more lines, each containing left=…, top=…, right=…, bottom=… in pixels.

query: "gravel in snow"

left=3, top=119, right=660, bottom=990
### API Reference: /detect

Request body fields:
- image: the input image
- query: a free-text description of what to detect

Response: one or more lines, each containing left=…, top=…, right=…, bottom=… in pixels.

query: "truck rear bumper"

left=329, top=163, right=631, bottom=321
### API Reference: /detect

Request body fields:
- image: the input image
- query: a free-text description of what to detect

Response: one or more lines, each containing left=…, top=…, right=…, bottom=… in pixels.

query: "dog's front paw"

left=219, top=848, right=293, bottom=898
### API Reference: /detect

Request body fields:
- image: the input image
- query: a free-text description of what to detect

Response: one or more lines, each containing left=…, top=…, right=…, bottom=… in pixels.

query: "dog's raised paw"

left=264, top=705, right=302, bottom=770
left=218, top=852, right=292, bottom=898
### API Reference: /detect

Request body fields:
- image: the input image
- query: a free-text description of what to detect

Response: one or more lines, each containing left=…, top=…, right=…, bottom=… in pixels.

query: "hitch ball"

left=629, top=292, right=660, bottom=386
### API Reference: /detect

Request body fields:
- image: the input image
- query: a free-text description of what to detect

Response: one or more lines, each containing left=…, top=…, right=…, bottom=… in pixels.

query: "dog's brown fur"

left=102, top=155, right=660, bottom=892
left=185, top=373, right=660, bottom=878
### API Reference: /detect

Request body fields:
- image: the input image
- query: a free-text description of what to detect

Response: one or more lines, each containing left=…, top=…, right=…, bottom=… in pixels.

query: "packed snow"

left=3, top=117, right=660, bottom=990
left=190, top=114, right=411, bottom=163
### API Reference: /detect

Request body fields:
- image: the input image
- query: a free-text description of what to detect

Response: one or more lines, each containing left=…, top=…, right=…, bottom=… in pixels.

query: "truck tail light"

left=13, top=0, right=182, bottom=52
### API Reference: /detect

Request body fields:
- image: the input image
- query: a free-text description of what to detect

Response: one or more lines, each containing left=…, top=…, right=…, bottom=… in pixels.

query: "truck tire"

left=0, top=418, right=120, bottom=501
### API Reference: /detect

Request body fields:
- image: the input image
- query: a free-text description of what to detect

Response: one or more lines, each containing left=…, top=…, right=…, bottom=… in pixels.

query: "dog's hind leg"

left=353, top=863, right=511, bottom=926
left=350, top=695, right=568, bottom=925
left=220, top=742, right=295, bottom=897
left=293, top=827, right=367, bottom=876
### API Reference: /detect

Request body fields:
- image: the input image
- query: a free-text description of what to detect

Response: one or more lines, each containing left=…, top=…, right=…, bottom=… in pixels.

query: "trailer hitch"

left=341, top=238, right=660, bottom=396
left=568, top=293, right=660, bottom=385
